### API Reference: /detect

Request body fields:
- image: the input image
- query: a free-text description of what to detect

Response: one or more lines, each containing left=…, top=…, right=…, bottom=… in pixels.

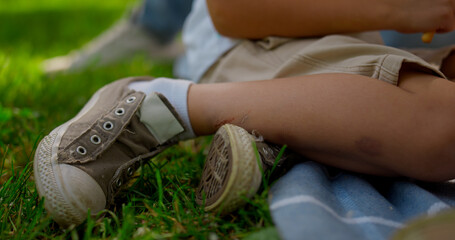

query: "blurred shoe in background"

left=43, top=0, right=193, bottom=74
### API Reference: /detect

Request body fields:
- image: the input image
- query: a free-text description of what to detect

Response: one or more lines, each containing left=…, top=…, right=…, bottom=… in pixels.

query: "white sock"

left=128, top=77, right=196, bottom=140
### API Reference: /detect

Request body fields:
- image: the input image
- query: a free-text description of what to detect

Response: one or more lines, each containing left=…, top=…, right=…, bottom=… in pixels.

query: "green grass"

left=0, top=0, right=279, bottom=239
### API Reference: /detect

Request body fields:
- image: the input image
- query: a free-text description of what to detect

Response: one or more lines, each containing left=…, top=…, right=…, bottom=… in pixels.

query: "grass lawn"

left=0, top=0, right=280, bottom=239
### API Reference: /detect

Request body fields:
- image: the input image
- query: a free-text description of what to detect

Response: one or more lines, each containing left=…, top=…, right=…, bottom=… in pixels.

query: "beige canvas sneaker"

left=196, top=124, right=294, bottom=214
left=34, top=76, right=187, bottom=228
left=391, top=210, right=455, bottom=240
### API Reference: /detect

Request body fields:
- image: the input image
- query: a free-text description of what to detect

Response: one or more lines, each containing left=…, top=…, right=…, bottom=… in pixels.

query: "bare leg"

left=188, top=71, right=455, bottom=181
left=441, top=51, right=455, bottom=79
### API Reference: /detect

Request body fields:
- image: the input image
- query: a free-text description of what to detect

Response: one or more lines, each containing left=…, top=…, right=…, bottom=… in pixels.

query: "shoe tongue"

left=73, top=117, right=161, bottom=199
left=137, top=93, right=185, bottom=144
left=73, top=141, right=132, bottom=198
left=116, top=116, right=160, bottom=156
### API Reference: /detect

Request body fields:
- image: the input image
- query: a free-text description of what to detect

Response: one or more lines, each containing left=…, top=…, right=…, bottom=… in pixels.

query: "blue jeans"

left=381, top=30, right=455, bottom=49
left=133, top=0, right=193, bottom=44
left=269, top=162, right=455, bottom=240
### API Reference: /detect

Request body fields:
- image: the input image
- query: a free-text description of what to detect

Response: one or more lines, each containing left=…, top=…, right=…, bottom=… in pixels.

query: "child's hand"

left=387, top=0, right=455, bottom=33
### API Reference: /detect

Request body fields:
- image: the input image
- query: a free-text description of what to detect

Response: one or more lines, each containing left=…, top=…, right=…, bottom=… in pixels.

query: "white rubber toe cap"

left=34, top=132, right=107, bottom=228
left=59, top=164, right=106, bottom=215
left=38, top=163, right=107, bottom=228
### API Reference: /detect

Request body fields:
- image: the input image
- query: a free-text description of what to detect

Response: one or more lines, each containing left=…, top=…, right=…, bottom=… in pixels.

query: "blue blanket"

left=269, top=162, right=455, bottom=240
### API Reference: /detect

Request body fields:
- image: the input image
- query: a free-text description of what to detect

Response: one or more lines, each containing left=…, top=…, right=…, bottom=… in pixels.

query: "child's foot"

left=33, top=76, right=190, bottom=228
left=196, top=124, right=292, bottom=214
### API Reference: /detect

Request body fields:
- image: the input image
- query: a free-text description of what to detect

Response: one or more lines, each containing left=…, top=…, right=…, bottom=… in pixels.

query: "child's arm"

left=206, top=0, right=455, bottom=39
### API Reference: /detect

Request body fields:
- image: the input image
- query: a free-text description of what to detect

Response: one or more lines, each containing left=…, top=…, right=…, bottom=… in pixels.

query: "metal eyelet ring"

left=127, top=167, right=134, bottom=176
left=115, top=108, right=125, bottom=116
left=76, top=146, right=87, bottom=155
left=116, top=179, right=122, bottom=187
left=90, top=135, right=101, bottom=145
left=103, top=121, right=114, bottom=130
left=126, top=96, right=136, bottom=103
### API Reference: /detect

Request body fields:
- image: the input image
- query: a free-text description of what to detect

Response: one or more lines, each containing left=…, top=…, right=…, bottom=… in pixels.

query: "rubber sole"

left=33, top=88, right=104, bottom=228
left=391, top=210, right=455, bottom=240
left=196, top=124, right=262, bottom=214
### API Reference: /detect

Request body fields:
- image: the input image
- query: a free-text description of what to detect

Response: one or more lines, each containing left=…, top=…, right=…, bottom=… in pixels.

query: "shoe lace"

left=251, top=130, right=287, bottom=168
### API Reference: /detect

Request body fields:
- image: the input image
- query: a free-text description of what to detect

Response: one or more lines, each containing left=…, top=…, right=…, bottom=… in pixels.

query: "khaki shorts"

left=200, top=31, right=454, bottom=85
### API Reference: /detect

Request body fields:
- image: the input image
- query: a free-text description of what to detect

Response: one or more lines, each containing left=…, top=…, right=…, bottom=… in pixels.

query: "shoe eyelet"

left=115, top=108, right=125, bottom=116
left=127, top=167, right=134, bottom=176
left=103, top=121, right=114, bottom=130
left=76, top=146, right=87, bottom=155
left=126, top=96, right=136, bottom=103
left=90, top=135, right=101, bottom=145
left=116, top=179, right=122, bottom=187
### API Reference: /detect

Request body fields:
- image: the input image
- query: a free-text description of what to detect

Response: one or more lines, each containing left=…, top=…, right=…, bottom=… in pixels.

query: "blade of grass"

left=155, top=168, right=165, bottom=209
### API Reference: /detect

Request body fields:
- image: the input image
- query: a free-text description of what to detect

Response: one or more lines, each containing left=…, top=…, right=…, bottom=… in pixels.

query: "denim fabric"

left=269, top=162, right=455, bottom=240
left=381, top=31, right=455, bottom=49
left=176, top=0, right=238, bottom=81
left=133, top=0, right=193, bottom=44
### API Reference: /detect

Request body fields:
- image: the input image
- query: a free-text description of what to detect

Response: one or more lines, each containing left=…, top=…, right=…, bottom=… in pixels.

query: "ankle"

left=187, top=84, right=219, bottom=136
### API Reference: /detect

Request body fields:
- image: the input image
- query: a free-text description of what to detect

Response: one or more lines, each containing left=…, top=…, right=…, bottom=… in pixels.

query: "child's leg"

left=441, top=51, right=455, bottom=79
left=188, top=71, right=455, bottom=181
